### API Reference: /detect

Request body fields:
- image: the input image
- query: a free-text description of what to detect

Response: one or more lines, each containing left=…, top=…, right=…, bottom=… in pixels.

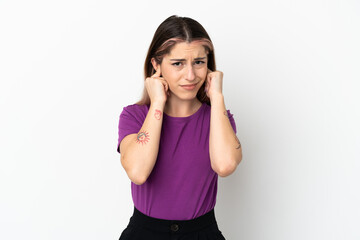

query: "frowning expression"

left=154, top=41, right=208, bottom=101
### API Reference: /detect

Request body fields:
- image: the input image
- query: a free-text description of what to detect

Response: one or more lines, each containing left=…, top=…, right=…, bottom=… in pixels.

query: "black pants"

left=119, top=206, right=226, bottom=240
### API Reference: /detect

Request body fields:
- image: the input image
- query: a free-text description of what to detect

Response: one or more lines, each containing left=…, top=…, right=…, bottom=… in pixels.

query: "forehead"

left=166, top=42, right=207, bottom=58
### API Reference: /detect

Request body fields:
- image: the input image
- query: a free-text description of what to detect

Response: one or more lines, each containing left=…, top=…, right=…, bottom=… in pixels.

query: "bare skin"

left=120, top=41, right=242, bottom=184
left=119, top=68, right=167, bottom=185
left=204, top=69, right=243, bottom=176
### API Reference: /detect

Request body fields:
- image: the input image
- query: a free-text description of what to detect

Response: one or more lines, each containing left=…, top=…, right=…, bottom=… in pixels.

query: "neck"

left=164, top=96, right=202, bottom=117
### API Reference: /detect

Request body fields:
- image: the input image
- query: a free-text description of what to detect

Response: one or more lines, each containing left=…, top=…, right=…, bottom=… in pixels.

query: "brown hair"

left=135, top=15, right=216, bottom=106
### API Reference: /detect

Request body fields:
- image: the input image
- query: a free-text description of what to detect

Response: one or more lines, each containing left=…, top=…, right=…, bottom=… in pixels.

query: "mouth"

left=181, top=82, right=198, bottom=90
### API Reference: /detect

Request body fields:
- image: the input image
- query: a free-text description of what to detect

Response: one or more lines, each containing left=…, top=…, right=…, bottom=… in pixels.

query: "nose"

left=185, top=65, right=196, bottom=81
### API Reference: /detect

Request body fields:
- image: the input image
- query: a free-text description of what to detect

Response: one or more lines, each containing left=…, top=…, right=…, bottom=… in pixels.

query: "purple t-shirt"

left=116, top=102, right=237, bottom=220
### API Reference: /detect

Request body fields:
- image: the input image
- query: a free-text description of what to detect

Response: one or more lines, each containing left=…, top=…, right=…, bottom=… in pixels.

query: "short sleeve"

left=226, top=109, right=237, bottom=134
left=116, top=104, right=148, bottom=154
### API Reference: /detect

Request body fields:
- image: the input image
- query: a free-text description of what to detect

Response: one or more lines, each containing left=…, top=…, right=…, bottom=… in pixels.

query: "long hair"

left=136, top=15, right=216, bottom=106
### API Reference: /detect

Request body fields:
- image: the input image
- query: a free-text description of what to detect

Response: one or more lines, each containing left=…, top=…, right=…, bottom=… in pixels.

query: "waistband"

left=129, top=206, right=218, bottom=234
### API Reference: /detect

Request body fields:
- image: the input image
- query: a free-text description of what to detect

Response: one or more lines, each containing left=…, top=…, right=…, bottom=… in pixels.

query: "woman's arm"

left=120, top=66, right=169, bottom=185
left=209, top=94, right=242, bottom=177
left=120, top=101, right=165, bottom=185
left=205, top=69, right=242, bottom=177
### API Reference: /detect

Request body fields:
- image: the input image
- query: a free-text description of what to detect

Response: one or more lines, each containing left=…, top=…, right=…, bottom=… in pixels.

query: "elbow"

left=210, top=146, right=243, bottom=177
left=217, top=162, right=237, bottom=177
left=212, top=161, right=234, bottom=177
left=130, top=175, right=147, bottom=185
left=127, top=169, right=148, bottom=185
left=121, top=156, right=148, bottom=185
left=213, top=156, right=242, bottom=177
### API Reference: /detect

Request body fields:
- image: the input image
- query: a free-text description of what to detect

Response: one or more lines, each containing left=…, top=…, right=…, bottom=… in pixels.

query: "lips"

left=181, top=83, right=197, bottom=90
left=180, top=83, right=198, bottom=87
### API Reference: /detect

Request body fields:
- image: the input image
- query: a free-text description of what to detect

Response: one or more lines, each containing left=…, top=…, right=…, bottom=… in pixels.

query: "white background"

left=1, top=0, right=359, bottom=239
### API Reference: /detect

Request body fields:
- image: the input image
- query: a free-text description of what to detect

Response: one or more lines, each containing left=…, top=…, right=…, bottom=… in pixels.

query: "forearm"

left=124, top=101, right=165, bottom=184
left=209, top=94, right=242, bottom=177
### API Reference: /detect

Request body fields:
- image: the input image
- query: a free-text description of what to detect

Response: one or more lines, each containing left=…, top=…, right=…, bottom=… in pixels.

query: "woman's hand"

left=145, top=67, right=170, bottom=105
left=205, top=69, right=224, bottom=101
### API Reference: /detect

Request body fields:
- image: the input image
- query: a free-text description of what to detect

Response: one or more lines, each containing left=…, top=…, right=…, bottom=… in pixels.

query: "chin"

left=172, top=92, right=198, bottom=101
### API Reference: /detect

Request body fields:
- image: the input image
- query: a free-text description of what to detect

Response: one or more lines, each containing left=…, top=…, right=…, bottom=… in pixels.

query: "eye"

left=195, top=61, right=205, bottom=65
left=172, top=62, right=182, bottom=67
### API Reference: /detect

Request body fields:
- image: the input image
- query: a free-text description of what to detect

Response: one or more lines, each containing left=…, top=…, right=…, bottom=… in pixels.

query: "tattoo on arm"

left=223, top=110, right=229, bottom=118
left=154, top=109, right=162, bottom=120
left=136, top=131, right=150, bottom=145
left=235, top=135, right=241, bottom=149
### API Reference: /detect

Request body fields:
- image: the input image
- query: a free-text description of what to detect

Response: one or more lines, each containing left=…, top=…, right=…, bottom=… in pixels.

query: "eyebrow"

left=169, top=57, right=207, bottom=61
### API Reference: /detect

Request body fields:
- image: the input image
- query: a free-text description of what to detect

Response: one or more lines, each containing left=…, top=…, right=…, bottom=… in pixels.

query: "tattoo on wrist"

left=154, top=109, right=162, bottom=120
left=136, top=131, right=150, bottom=145
left=235, top=135, right=241, bottom=149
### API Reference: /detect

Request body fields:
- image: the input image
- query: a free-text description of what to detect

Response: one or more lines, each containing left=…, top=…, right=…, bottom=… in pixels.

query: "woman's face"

left=153, top=41, right=208, bottom=101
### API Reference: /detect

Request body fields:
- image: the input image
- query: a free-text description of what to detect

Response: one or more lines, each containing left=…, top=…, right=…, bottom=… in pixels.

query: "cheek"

left=163, top=69, right=181, bottom=85
left=197, top=68, right=208, bottom=80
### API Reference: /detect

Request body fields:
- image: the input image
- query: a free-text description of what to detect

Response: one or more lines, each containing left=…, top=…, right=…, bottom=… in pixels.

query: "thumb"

left=153, top=66, right=162, bottom=77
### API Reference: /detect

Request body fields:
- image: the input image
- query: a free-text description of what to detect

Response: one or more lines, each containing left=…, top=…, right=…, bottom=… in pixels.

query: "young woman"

left=116, top=15, right=242, bottom=240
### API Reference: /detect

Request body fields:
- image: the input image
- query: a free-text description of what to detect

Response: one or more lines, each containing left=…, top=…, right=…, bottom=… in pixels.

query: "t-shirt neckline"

left=163, top=102, right=205, bottom=121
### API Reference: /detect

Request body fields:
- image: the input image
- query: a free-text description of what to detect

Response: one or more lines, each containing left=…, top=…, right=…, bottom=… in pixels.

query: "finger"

left=164, top=80, right=169, bottom=93
left=165, top=81, right=170, bottom=96
left=164, top=81, right=168, bottom=93
left=205, top=79, right=210, bottom=91
left=153, top=66, right=161, bottom=77
left=159, top=79, right=168, bottom=92
left=207, top=69, right=213, bottom=81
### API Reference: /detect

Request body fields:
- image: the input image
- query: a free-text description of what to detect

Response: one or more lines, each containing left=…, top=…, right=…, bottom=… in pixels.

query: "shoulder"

left=120, top=103, right=150, bottom=120
left=202, top=102, right=234, bottom=118
left=122, top=103, right=149, bottom=112
left=226, top=109, right=234, bottom=118
left=225, top=108, right=237, bottom=133
left=202, top=102, right=211, bottom=114
left=204, top=102, right=236, bottom=132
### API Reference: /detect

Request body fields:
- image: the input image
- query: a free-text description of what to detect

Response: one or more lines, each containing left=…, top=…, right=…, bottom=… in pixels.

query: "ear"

left=151, top=58, right=159, bottom=72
